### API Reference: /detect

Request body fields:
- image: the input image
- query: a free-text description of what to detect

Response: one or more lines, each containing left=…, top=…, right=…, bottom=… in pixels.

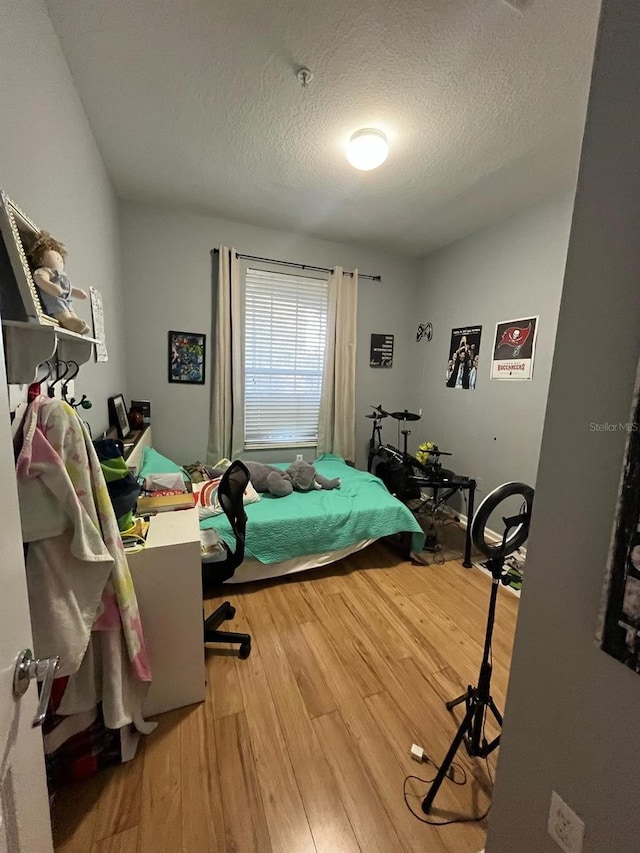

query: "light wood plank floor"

left=53, top=542, right=518, bottom=853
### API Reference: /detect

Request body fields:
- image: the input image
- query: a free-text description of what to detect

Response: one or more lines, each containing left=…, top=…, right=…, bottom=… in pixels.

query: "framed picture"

left=369, top=333, right=394, bottom=368
left=490, top=316, right=539, bottom=380
left=168, top=330, right=206, bottom=385
left=0, top=191, right=53, bottom=325
left=446, top=325, right=482, bottom=390
left=108, top=394, right=131, bottom=440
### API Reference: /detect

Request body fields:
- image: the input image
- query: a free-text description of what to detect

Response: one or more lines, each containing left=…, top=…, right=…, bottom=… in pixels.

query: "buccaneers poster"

left=446, top=326, right=482, bottom=390
left=491, top=317, right=538, bottom=380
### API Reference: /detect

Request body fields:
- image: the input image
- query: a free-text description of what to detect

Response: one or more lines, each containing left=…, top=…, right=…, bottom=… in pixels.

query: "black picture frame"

left=168, top=330, right=206, bottom=385
left=369, top=333, right=394, bottom=368
left=108, top=394, right=131, bottom=440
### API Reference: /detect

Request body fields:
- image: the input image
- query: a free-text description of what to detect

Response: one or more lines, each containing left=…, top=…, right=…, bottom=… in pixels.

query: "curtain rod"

left=210, top=248, right=381, bottom=282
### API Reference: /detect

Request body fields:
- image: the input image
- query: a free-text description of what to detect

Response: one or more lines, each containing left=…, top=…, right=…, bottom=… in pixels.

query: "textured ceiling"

left=45, top=0, right=601, bottom=256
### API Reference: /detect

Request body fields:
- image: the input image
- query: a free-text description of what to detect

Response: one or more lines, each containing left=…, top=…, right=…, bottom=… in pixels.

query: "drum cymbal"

left=426, top=448, right=452, bottom=456
left=366, top=412, right=388, bottom=419
left=390, top=409, right=421, bottom=421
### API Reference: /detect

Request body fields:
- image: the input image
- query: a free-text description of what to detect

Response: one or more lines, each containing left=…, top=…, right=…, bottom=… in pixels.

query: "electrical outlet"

left=548, top=791, right=584, bottom=853
left=296, top=454, right=304, bottom=462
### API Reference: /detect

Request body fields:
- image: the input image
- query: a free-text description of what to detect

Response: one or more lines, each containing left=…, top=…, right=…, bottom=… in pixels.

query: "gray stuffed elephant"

left=285, top=460, right=341, bottom=492
left=243, top=461, right=294, bottom=497
left=243, top=460, right=340, bottom=497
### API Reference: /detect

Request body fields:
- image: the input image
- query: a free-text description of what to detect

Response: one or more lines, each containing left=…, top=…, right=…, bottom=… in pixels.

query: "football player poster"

left=490, top=316, right=539, bottom=380
left=445, top=326, right=482, bottom=390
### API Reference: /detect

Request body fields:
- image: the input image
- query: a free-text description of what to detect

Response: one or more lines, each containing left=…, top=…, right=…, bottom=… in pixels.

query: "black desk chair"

left=202, top=460, right=252, bottom=659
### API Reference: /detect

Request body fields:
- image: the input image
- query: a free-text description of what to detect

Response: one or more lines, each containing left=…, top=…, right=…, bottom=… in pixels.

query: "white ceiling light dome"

left=346, top=128, right=389, bottom=171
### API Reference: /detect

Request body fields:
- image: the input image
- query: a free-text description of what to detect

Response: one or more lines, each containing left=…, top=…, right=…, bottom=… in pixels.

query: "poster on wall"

left=445, top=325, right=482, bottom=390
left=491, top=317, right=538, bottom=380
left=168, top=330, right=206, bottom=384
left=597, top=365, right=640, bottom=673
left=370, top=333, right=394, bottom=368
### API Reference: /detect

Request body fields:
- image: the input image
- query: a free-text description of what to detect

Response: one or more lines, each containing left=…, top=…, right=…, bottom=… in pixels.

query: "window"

left=244, top=267, right=328, bottom=449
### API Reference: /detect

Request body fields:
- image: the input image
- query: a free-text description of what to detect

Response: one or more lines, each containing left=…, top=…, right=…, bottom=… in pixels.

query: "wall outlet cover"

left=548, top=791, right=585, bottom=853
left=296, top=454, right=304, bottom=461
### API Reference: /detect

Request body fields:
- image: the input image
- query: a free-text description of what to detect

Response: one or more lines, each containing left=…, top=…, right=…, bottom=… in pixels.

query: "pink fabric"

left=16, top=397, right=151, bottom=682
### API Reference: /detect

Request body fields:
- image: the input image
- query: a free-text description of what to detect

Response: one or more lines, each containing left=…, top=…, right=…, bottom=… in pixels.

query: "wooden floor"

left=53, top=542, right=518, bottom=853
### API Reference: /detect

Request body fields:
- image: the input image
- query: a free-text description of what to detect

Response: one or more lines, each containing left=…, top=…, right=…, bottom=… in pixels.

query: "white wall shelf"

left=1, top=319, right=97, bottom=384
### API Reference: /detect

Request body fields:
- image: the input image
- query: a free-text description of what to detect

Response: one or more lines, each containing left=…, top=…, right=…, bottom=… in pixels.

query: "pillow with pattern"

left=194, top=477, right=260, bottom=521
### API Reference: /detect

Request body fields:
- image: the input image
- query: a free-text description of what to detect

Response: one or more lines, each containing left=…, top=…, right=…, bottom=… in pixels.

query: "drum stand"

left=421, top=513, right=526, bottom=814
left=367, top=411, right=385, bottom=472
left=400, top=427, right=411, bottom=458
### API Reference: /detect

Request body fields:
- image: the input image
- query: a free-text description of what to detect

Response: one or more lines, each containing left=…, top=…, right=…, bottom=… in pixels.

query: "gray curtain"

left=317, top=266, right=358, bottom=461
left=206, top=247, right=244, bottom=464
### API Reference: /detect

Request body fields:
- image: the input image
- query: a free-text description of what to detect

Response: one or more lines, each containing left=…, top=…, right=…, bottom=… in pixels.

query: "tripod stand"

left=421, top=511, right=528, bottom=814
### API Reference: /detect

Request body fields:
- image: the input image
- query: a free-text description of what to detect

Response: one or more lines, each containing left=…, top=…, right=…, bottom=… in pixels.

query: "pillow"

left=194, top=476, right=260, bottom=521
left=138, top=446, right=186, bottom=481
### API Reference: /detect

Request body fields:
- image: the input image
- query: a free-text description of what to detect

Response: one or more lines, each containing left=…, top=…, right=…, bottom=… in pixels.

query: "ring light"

left=471, top=481, right=534, bottom=560
left=422, top=478, right=534, bottom=817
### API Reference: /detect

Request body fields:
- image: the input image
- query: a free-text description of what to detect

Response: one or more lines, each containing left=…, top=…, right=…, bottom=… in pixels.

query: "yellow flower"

left=416, top=441, right=435, bottom=465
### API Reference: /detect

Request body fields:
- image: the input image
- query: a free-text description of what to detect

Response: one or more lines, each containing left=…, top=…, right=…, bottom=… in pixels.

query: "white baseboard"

left=437, top=506, right=524, bottom=598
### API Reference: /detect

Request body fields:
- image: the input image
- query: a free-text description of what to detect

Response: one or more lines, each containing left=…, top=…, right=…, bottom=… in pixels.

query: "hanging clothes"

left=15, top=395, right=153, bottom=733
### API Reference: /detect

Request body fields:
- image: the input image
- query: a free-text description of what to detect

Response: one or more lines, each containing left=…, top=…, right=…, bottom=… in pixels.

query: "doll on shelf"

left=27, top=231, right=90, bottom=334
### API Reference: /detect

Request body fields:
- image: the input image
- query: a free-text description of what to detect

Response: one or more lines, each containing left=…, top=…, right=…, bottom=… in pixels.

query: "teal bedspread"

left=200, top=453, right=424, bottom=563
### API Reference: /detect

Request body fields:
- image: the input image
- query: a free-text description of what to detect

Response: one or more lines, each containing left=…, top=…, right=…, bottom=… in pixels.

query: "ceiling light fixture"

left=346, top=129, right=389, bottom=171
left=296, top=67, right=313, bottom=87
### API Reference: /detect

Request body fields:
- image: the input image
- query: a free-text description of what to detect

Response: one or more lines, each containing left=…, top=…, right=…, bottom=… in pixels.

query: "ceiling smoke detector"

left=346, top=129, right=389, bottom=171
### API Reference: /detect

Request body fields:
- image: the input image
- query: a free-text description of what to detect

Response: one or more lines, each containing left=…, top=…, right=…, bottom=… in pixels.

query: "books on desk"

left=137, top=485, right=195, bottom=513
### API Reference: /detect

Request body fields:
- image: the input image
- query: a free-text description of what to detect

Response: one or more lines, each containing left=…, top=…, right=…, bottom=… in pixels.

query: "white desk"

left=127, top=507, right=205, bottom=716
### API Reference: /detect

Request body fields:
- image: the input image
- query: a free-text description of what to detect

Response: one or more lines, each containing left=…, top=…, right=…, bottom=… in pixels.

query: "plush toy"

left=285, top=460, right=341, bottom=492
left=244, top=460, right=341, bottom=497
left=27, top=231, right=89, bottom=334
left=244, top=461, right=294, bottom=497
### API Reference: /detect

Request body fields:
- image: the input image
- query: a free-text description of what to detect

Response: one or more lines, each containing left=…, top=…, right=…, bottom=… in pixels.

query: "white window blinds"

left=244, top=267, right=328, bottom=449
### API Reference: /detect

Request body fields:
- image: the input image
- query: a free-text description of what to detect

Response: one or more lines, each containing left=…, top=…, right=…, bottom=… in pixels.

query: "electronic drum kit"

left=367, top=403, right=455, bottom=485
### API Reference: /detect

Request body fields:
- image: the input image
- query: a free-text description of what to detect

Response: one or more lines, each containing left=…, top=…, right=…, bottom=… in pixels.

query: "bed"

left=139, top=450, right=425, bottom=584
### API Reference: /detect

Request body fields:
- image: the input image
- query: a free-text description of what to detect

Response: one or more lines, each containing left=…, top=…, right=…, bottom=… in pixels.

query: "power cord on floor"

left=425, top=515, right=465, bottom=565
left=403, top=757, right=492, bottom=826
left=404, top=717, right=495, bottom=826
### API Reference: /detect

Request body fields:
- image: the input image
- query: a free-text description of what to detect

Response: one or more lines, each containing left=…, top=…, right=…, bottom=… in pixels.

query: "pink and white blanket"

left=16, top=396, right=152, bottom=732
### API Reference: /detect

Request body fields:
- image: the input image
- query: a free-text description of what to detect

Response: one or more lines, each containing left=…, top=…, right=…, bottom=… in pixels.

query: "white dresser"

left=127, top=507, right=205, bottom=716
